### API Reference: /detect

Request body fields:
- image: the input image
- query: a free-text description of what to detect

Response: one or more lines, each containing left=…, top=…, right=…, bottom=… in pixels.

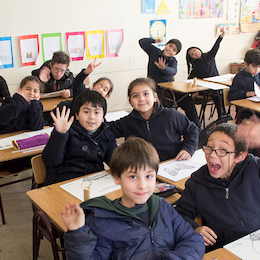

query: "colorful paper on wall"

left=66, top=32, right=85, bottom=61
left=142, top=0, right=155, bottom=13
left=0, top=37, right=14, bottom=69
left=193, top=0, right=210, bottom=18
left=86, top=30, right=105, bottom=59
left=41, top=33, right=62, bottom=62
left=106, top=29, right=124, bottom=57
left=18, top=34, right=39, bottom=66
left=157, top=0, right=171, bottom=15
left=210, top=0, right=223, bottom=18
left=180, top=0, right=194, bottom=19
left=231, top=23, right=240, bottom=35
left=227, top=0, right=239, bottom=20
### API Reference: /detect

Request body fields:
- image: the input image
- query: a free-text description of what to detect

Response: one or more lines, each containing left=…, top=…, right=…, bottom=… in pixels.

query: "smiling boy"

left=42, top=90, right=117, bottom=185
left=62, top=137, right=205, bottom=260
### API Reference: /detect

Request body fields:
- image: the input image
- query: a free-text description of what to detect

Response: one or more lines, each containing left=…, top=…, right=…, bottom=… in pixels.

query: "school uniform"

left=175, top=154, right=260, bottom=249
left=32, top=61, right=74, bottom=96
left=0, top=76, right=10, bottom=103
left=42, top=120, right=117, bottom=185
left=65, top=195, right=205, bottom=260
left=0, top=93, right=44, bottom=134
left=108, top=103, right=199, bottom=162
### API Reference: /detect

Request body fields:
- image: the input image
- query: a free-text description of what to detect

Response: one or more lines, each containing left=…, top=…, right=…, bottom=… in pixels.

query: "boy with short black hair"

left=42, top=90, right=117, bottom=185
left=61, top=137, right=205, bottom=260
left=228, top=48, right=260, bottom=102
left=176, top=122, right=260, bottom=250
left=32, top=51, right=73, bottom=98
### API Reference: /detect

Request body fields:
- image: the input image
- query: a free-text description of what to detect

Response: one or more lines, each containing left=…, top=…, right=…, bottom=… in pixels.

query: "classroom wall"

left=0, top=0, right=256, bottom=112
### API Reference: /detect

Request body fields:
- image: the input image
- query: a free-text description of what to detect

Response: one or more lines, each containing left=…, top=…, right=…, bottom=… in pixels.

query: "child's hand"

left=154, top=57, right=169, bottom=70
left=39, top=66, right=51, bottom=83
left=220, top=27, right=225, bottom=38
left=246, top=91, right=256, bottom=97
left=84, top=58, right=102, bottom=75
left=50, top=106, right=74, bottom=134
left=61, top=203, right=85, bottom=231
left=60, top=89, right=71, bottom=98
left=195, top=226, right=217, bottom=246
left=236, top=115, right=260, bottom=148
left=155, top=38, right=164, bottom=44
left=175, top=150, right=191, bottom=161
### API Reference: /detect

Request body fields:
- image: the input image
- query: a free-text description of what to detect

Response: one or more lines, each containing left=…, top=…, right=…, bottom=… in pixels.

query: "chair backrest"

left=31, top=154, right=46, bottom=184
left=223, top=89, right=231, bottom=107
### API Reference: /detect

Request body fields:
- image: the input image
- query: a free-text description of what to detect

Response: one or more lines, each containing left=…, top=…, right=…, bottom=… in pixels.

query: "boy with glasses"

left=176, top=123, right=260, bottom=251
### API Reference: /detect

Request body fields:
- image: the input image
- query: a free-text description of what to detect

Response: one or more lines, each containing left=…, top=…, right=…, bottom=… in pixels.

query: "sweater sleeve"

left=27, top=100, right=44, bottom=131
left=139, top=38, right=157, bottom=55
left=42, top=129, right=69, bottom=167
left=108, top=116, right=128, bottom=138
left=0, top=76, right=10, bottom=102
left=103, top=132, right=117, bottom=167
left=208, top=36, right=223, bottom=58
left=159, top=57, right=178, bottom=77
left=73, top=69, right=88, bottom=99
left=227, top=74, right=247, bottom=101
left=164, top=203, right=205, bottom=259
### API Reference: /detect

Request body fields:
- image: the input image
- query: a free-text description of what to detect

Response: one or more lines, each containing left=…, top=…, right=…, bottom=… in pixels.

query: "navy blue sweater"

left=188, top=36, right=223, bottom=79
left=0, top=93, right=44, bottom=134
left=0, top=76, right=10, bottom=102
left=228, top=68, right=260, bottom=101
left=108, top=103, right=199, bottom=162
left=139, top=38, right=177, bottom=83
left=65, top=195, right=205, bottom=260
left=176, top=154, right=260, bottom=249
left=42, top=121, right=117, bottom=185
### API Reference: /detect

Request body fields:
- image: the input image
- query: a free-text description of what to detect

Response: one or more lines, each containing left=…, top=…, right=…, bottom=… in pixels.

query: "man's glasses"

left=202, top=146, right=236, bottom=157
left=53, top=67, right=66, bottom=74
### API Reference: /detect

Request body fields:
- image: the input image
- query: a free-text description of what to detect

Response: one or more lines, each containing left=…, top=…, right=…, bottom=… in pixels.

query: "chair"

left=0, top=191, right=6, bottom=225
left=31, top=154, right=66, bottom=260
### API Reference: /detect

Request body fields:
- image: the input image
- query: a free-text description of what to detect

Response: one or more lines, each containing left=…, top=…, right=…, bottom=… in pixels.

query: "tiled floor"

left=0, top=104, right=237, bottom=260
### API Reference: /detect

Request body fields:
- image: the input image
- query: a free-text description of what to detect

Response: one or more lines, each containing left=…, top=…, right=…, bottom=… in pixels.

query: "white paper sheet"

left=247, top=82, right=260, bottom=102
left=157, top=149, right=206, bottom=182
left=105, top=111, right=129, bottom=122
left=224, top=229, right=260, bottom=259
left=60, top=171, right=121, bottom=201
left=203, top=74, right=236, bottom=83
left=88, top=33, right=103, bottom=56
left=181, top=79, right=229, bottom=90
left=20, top=38, right=38, bottom=64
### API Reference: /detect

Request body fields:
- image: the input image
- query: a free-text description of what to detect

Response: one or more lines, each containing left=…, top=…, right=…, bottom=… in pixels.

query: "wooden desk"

left=203, top=248, right=240, bottom=260
left=230, top=99, right=260, bottom=113
left=157, top=175, right=189, bottom=192
left=41, top=97, right=72, bottom=112
left=158, top=81, right=209, bottom=93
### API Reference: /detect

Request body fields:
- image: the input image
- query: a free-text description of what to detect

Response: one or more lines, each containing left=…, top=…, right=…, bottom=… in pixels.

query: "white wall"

left=0, top=0, right=256, bottom=111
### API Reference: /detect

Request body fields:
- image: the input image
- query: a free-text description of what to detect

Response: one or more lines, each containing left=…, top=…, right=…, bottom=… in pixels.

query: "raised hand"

left=39, top=66, right=51, bottom=83
left=84, top=58, right=102, bottom=75
left=50, top=106, right=74, bottom=134
left=61, top=203, right=85, bottom=231
left=219, top=27, right=225, bottom=38
left=154, top=57, right=168, bottom=70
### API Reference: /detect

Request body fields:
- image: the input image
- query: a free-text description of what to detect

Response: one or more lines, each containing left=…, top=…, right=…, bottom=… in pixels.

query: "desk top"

left=203, top=248, right=240, bottom=260
left=157, top=81, right=209, bottom=93
left=230, top=99, right=260, bottom=113
left=41, top=97, right=72, bottom=112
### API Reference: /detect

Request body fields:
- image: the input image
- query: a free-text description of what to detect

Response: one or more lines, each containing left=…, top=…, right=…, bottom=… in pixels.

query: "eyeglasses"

left=53, top=67, right=66, bottom=74
left=202, top=146, right=236, bottom=157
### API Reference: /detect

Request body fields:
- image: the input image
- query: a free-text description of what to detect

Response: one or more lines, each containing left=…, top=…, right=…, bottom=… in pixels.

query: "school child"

left=0, top=76, right=44, bottom=134
left=108, top=77, right=199, bottom=162
left=175, top=122, right=260, bottom=250
left=228, top=48, right=260, bottom=102
left=61, top=137, right=205, bottom=259
left=186, top=28, right=225, bottom=118
left=32, top=51, right=73, bottom=98
left=42, top=90, right=117, bottom=185
left=139, top=37, right=201, bottom=127
left=0, top=75, right=10, bottom=104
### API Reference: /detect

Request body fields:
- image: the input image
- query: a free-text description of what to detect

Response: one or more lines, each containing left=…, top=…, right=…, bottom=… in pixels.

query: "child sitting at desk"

left=42, top=90, right=117, bottom=185
left=108, top=77, right=199, bottom=162
left=139, top=37, right=201, bottom=127
left=61, top=137, right=205, bottom=260
left=228, top=48, right=260, bottom=103
left=186, top=28, right=225, bottom=118
left=175, top=122, right=260, bottom=250
left=0, top=76, right=44, bottom=134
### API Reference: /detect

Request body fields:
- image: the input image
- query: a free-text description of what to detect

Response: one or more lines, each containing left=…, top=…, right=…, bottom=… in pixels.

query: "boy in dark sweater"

left=62, top=137, right=205, bottom=260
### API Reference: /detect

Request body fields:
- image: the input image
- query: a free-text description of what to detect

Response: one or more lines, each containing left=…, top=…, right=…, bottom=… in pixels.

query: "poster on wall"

left=240, top=0, right=260, bottom=32
left=227, top=0, right=239, bottom=20
left=150, top=19, right=166, bottom=45
left=0, top=37, right=14, bottom=69
left=142, top=0, right=155, bottom=13
left=180, top=0, right=194, bottom=19
left=106, top=29, right=124, bottom=57
left=86, top=30, right=105, bottom=59
left=157, top=0, right=171, bottom=14
left=66, top=32, right=85, bottom=61
left=210, top=0, right=223, bottom=18
left=194, top=0, right=210, bottom=18
left=41, top=33, right=62, bottom=62
left=18, top=34, right=39, bottom=66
